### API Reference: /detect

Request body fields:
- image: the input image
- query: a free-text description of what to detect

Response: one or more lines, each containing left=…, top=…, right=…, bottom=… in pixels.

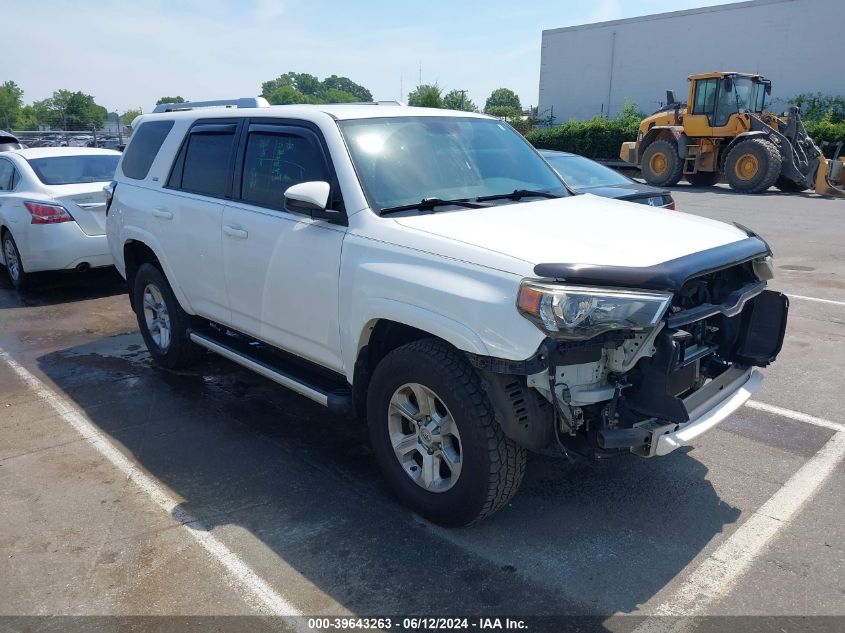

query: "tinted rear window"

left=177, top=130, right=236, bottom=198
left=121, top=120, right=174, bottom=180
left=27, top=155, right=119, bottom=185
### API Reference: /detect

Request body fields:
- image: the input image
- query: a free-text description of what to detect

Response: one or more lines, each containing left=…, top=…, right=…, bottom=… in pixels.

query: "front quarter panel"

left=339, top=231, right=545, bottom=382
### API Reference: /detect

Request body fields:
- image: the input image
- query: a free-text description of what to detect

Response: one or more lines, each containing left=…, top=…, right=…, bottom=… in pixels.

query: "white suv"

left=106, top=98, right=788, bottom=526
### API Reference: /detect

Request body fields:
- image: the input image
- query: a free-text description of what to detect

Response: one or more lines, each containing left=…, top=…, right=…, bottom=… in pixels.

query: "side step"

left=188, top=328, right=352, bottom=413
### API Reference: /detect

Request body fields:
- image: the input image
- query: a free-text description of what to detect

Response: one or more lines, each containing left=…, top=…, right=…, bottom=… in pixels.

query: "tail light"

left=24, top=201, right=74, bottom=224
left=104, top=181, right=117, bottom=214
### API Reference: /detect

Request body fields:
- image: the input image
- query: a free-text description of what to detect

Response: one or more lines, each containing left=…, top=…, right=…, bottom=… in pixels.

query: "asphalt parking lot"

left=1, top=185, right=843, bottom=632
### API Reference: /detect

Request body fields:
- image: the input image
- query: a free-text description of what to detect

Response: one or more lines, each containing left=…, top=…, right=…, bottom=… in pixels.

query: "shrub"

left=525, top=102, right=643, bottom=159
left=804, top=120, right=845, bottom=156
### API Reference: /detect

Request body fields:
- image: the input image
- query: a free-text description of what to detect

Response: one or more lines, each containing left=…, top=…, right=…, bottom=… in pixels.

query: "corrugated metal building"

left=538, top=0, right=845, bottom=122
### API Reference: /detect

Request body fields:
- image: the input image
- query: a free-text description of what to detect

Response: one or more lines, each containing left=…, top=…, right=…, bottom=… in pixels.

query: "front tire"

left=2, top=230, right=30, bottom=290
left=133, top=263, right=204, bottom=369
left=641, top=139, right=683, bottom=187
left=367, top=338, right=526, bottom=526
left=725, top=138, right=781, bottom=193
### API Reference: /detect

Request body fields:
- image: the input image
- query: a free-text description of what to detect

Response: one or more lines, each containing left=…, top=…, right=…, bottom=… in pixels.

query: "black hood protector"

left=533, top=236, right=770, bottom=292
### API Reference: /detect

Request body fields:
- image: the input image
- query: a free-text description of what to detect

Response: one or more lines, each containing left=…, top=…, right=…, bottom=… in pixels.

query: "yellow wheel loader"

left=619, top=72, right=845, bottom=196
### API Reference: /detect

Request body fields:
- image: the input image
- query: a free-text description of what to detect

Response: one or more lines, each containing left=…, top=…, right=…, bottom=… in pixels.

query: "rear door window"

left=168, top=123, right=238, bottom=199
left=121, top=120, right=174, bottom=180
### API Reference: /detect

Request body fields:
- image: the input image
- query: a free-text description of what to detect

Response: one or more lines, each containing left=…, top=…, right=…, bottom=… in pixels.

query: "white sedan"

left=0, top=147, right=120, bottom=289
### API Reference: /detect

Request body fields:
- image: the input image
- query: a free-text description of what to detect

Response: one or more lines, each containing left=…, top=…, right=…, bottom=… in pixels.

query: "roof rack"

left=152, top=97, right=270, bottom=113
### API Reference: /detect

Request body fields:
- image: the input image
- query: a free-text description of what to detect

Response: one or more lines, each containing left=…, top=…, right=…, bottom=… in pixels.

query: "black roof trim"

left=533, top=236, right=770, bottom=292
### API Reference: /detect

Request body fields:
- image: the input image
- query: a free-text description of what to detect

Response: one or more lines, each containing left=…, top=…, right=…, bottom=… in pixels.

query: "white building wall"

left=538, top=0, right=845, bottom=122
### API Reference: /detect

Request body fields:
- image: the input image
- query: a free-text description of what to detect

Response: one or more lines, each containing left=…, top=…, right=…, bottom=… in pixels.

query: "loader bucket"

left=814, top=157, right=845, bottom=197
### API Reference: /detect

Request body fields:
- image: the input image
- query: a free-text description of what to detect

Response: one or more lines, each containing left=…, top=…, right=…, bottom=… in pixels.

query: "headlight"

left=517, top=281, right=672, bottom=341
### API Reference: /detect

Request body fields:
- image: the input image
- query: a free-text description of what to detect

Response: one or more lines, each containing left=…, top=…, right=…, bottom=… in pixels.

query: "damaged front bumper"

left=628, top=366, right=762, bottom=457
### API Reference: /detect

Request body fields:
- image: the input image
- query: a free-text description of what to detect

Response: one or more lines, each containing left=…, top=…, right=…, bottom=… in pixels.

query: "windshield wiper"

left=379, top=197, right=488, bottom=216
left=475, top=189, right=562, bottom=202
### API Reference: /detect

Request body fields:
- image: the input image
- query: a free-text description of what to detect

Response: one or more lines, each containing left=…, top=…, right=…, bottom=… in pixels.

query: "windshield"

left=543, top=153, right=631, bottom=189
left=27, top=154, right=119, bottom=185
left=338, top=116, right=568, bottom=212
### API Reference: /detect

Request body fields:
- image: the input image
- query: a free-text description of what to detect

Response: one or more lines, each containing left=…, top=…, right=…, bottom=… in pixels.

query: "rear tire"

left=641, top=139, right=683, bottom=187
left=133, top=263, right=204, bottom=369
left=725, top=139, right=781, bottom=193
left=686, top=171, right=720, bottom=187
left=2, top=230, right=30, bottom=291
left=775, top=175, right=809, bottom=192
left=367, top=338, right=526, bottom=527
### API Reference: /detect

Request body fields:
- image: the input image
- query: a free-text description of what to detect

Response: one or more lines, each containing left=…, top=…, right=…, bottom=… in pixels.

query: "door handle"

left=223, top=225, right=249, bottom=239
left=152, top=208, right=173, bottom=220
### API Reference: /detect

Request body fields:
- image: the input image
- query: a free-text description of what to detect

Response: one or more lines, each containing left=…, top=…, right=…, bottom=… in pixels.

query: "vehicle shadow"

left=35, top=335, right=740, bottom=624
left=0, top=266, right=126, bottom=308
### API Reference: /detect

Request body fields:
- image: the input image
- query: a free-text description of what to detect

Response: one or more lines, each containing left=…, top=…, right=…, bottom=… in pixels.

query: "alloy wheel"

left=387, top=382, right=463, bottom=493
left=142, top=283, right=172, bottom=351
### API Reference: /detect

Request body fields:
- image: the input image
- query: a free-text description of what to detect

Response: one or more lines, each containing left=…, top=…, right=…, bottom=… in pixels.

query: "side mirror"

left=765, top=81, right=772, bottom=95
left=723, top=76, right=733, bottom=92
left=666, top=90, right=676, bottom=106
left=284, top=181, right=342, bottom=223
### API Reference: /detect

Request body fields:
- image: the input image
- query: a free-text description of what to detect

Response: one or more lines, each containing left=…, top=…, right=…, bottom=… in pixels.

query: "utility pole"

left=418, top=62, right=422, bottom=87
left=459, top=89, right=468, bottom=111
left=400, top=76, right=404, bottom=102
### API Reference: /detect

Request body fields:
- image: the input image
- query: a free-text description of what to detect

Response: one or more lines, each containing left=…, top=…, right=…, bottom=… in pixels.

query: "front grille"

left=671, top=262, right=758, bottom=312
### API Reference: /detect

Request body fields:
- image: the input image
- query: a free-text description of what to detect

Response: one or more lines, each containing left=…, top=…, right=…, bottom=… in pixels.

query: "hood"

left=392, top=194, right=749, bottom=270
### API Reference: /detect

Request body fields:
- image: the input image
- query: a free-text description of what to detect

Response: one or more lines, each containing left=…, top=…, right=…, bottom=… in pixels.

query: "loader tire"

left=686, top=171, right=720, bottom=187
left=775, top=176, right=809, bottom=192
left=725, top=139, right=781, bottom=193
left=641, top=140, right=683, bottom=187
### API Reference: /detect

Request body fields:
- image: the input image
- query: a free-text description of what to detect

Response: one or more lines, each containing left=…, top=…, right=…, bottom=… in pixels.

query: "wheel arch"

left=121, top=232, right=193, bottom=314
left=639, top=125, right=684, bottom=161
left=721, top=131, right=773, bottom=169
left=350, top=310, right=492, bottom=418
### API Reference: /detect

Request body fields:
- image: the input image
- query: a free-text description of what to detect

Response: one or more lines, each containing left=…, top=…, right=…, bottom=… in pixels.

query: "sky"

left=5, top=0, right=737, bottom=114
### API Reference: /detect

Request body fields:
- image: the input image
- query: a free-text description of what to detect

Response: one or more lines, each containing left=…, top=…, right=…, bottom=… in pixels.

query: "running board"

left=188, top=329, right=352, bottom=412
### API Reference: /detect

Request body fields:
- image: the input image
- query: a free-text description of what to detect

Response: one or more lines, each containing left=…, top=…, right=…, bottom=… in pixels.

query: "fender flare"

left=639, top=125, right=685, bottom=161
left=349, top=298, right=492, bottom=382
left=121, top=226, right=195, bottom=314
left=722, top=130, right=771, bottom=160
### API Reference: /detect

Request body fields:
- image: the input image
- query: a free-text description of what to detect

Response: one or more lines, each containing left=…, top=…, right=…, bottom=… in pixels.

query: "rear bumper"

left=16, top=222, right=112, bottom=272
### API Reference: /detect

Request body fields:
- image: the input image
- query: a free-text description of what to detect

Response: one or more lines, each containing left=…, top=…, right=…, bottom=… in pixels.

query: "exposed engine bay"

left=476, top=245, right=788, bottom=460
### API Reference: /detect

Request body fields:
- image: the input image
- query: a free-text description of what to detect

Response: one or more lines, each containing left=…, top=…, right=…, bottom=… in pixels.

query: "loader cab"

left=685, top=73, right=770, bottom=136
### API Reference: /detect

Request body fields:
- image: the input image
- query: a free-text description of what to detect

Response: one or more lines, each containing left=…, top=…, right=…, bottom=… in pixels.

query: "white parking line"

left=746, top=399, right=845, bottom=433
left=788, top=293, right=845, bottom=307
left=633, top=429, right=845, bottom=632
left=0, top=348, right=307, bottom=626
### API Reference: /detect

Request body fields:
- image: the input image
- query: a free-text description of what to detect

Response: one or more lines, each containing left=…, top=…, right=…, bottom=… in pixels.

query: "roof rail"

left=152, top=97, right=270, bottom=113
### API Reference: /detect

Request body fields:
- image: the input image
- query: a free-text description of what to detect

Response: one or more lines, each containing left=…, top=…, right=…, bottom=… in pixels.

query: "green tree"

left=155, top=96, right=187, bottom=106
left=320, top=75, right=372, bottom=102
left=0, top=81, right=25, bottom=129
left=266, top=84, right=310, bottom=105
left=407, top=84, right=443, bottom=108
left=789, top=93, right=845, bottom=124
left=120, top=109, right=142, bottom=125
left=443, top=89, right=477, bottom=112
left=16, top=105, right=38, bottom=130
left=36, top=90, right=107, bottom=130
left=484, top=88, right=521, bottom=114
left=262, top=72, right=373, bottom=104
left=322, top=88, right=358, bottom=103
